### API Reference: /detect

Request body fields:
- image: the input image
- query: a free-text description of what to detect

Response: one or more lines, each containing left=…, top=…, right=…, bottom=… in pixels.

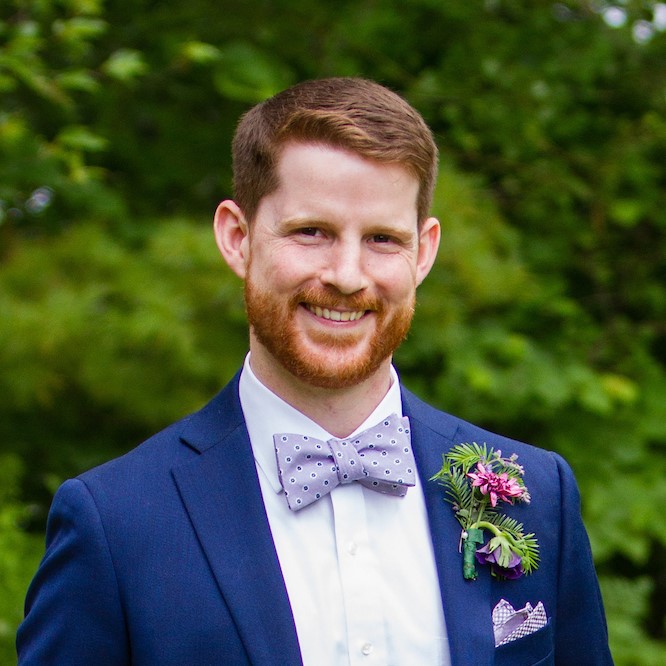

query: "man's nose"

left=320, top=242, right=370, bottom=295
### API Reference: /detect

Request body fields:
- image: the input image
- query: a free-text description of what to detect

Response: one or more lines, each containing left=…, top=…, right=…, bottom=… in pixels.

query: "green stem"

left=471, top=520, right=502, bottom=536
left=465, top=493, right=488, bottom=531
left=471, top=520, right=525, bottom=554
left=475, top=497, right=488, bottom=526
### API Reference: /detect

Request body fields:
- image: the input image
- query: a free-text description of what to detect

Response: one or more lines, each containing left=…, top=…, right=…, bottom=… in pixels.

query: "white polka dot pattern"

left=273, top=414, right=416, bottom=511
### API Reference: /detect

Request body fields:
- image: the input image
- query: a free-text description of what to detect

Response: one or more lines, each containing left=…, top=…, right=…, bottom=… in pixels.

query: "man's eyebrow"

left=277, top=216, right=328, bottom=230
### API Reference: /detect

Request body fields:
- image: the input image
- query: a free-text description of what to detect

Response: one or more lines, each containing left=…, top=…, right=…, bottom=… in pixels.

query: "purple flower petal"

left=475, top=542, right=524, bottom=580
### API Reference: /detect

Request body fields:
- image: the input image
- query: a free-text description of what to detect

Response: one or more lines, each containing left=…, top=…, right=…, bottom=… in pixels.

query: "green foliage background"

left=2, top=0, right=665, bottom=662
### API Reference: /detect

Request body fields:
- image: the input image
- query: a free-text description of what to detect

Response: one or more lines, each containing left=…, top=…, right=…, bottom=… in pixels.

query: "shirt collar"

left=238, top=353, right=403, bottom=494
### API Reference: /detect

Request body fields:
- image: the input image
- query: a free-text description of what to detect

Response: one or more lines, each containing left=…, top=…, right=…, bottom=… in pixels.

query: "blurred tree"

left=2, top=0, right=665, bottom=661
left=0, top=455, right=42, bottom=664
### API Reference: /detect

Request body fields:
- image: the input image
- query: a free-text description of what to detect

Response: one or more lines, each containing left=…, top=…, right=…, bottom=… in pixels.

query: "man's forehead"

left=273, top=141, right=418, bottom=190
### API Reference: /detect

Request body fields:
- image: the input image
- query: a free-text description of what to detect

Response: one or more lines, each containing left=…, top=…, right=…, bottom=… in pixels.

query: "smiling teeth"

left=307, top=305, right=365, bottom=321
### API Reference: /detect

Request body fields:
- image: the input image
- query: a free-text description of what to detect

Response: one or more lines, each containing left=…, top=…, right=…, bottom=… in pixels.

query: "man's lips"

left=304, top=303, right=366, bottom=322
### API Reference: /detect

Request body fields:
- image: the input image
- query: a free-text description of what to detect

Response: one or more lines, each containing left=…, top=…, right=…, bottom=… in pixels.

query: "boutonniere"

left=431, top=443, right=539, bottom=581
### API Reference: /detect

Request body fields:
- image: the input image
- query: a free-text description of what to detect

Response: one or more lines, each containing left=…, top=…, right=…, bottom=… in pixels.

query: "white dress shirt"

left=239, top=355, right=450, bottom=665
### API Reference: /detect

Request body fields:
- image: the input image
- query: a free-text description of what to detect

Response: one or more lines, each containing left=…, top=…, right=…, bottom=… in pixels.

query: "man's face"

left=239, top=142, right=439, bottom=390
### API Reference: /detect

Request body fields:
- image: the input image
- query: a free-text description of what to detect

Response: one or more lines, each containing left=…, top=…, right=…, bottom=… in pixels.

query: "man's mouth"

left=305, top=304, right=366, bottom=322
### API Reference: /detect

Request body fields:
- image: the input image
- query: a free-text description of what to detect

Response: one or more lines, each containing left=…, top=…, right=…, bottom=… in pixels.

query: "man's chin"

left=288, top=366, right=380, bottom=390
left=281, top=347, right=385, bottom=390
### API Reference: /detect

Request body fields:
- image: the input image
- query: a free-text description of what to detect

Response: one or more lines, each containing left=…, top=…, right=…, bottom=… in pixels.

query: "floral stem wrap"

left=463, top=528, right=485, bottom=580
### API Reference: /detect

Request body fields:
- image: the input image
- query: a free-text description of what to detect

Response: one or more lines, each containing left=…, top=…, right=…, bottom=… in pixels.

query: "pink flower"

left=468, top=463, right=524, bottom=507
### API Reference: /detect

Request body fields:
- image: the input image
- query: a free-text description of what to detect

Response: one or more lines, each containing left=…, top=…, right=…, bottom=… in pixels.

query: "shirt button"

left=361, top=642, right=373, bottom=655
left=347, top=541, right=358, bottom=556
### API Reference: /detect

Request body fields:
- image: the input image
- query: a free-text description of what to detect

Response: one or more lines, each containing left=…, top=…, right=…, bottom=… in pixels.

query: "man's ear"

left=214, top=200, right=249, bottom=279
left=415, top=216, right=441, bottom=287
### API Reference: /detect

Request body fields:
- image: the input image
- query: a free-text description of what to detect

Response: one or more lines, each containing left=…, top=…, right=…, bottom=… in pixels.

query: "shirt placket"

left=331, top=484, right=388, bottom=665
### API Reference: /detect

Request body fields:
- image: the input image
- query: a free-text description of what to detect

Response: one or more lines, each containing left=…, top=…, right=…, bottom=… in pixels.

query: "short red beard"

left=244, top=281, right=415, bottom=389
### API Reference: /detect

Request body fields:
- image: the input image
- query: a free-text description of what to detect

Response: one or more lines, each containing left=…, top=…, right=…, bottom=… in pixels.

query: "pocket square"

left=492, top=598, right=548, bottom=647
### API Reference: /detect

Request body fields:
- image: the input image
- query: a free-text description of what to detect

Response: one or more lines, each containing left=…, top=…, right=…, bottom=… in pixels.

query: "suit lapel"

left=403, top=389, right=496, bottom=666
left=172, top=378, right=303, bottom=666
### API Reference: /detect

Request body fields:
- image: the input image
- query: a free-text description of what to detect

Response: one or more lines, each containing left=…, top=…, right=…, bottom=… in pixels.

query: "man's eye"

left=299, top=227, right=320, bottom=236
left=372, top=234, right=392, bottom=243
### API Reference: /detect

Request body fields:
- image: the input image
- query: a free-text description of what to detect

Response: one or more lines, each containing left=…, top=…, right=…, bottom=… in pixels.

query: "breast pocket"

left=494, top=619, right=554, bottom=665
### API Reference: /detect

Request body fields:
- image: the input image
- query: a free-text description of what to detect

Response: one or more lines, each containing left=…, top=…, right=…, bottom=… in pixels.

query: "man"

left=18, top=78, right=613, bottom=664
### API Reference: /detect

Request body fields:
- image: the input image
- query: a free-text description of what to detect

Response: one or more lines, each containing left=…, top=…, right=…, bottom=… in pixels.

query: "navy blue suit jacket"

left=18, top=374, right=613, bottom=664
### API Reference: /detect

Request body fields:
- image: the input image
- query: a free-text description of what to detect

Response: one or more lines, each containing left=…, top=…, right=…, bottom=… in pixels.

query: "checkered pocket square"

left=492, top=598, right=548, bottom=647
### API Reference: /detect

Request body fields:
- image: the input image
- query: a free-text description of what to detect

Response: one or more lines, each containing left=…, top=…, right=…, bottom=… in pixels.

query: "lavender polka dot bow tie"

left=273, top=414, right=416, bottom=511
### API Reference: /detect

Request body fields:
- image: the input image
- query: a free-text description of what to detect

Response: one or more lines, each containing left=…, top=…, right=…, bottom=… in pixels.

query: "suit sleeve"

left=17, top=478, right=129, bottom=665
left=551, top=452, right=614, bottom=665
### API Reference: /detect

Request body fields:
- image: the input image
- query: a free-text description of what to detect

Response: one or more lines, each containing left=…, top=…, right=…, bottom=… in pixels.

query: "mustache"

left=292, top=286, right=382, bottom=312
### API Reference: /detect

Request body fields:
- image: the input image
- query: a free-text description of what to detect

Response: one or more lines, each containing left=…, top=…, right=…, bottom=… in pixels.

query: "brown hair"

left=231, top=77, right=438, bottom=223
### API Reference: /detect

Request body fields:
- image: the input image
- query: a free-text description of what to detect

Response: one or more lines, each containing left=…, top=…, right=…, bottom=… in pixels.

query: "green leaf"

left=55, top=125, right=108, bottom=152
left=52, top=17, right=107, bottom=42
left=212, top=41, right=294, bottom=103
left=56, top=69, right=100, bottom=93
left=102, top=49, right=148, bottom=82
left=180, top=41, right=221, bottom=65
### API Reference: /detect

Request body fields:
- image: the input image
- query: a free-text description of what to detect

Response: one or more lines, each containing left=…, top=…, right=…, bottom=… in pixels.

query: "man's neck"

left=247, top=350, right=394, bottom=438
